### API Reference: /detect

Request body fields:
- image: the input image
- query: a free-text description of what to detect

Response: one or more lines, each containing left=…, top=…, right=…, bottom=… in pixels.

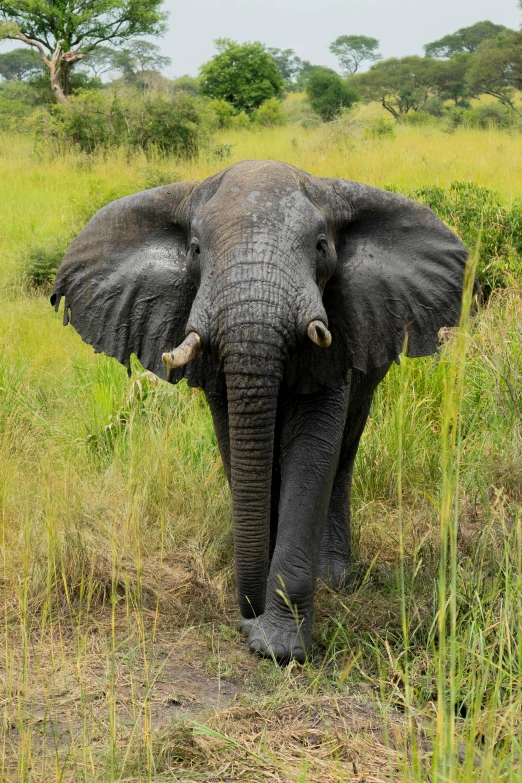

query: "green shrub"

left=422, top=96, right=445, bottom=117
left=401, top=110, right=437, bottom=126
left=306, top=68, right=359, bottom=121
left=442, top=106, right=466, bottom=132
left=208, top=98, right=237, bottom=129
left=364, top=116, right=396, bottom=138
left=467, top=103, right=519, bottom=129
left=230, top=110, right=251, bottom=129
left=207, top=142, right=234, bottom=160
left=0, top=81, right=41, bottom=130
left=170, top=75, right=201, bottom=96
left=47, top=89, right=208, bottom=157
left=24, top=240, right=69, bottom=292
left=130, top=93, right=204, bottom=157
left=406, top=182, right=522, bottom=295
left=252, top=97, right=287, bottom=127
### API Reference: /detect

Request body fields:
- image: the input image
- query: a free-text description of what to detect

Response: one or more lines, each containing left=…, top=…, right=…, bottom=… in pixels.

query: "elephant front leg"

left=319, top=365, right=390, bottom=589
left=319, top=395, right=374, bottom=589
left=246, top=385, right=350, bottom=662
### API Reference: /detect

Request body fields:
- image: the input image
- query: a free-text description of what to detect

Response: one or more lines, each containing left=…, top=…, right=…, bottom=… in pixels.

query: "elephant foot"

left=236, top=615, right=256, bottom=636
left=318, top=556, right=350, bottom=590
left=246, top=612, right=310, bottom=664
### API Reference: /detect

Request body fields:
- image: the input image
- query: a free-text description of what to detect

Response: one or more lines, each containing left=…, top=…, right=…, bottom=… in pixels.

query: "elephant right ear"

left=51, top=182, right=198, bottom=383
left=320, top=179, right=473, bottom=376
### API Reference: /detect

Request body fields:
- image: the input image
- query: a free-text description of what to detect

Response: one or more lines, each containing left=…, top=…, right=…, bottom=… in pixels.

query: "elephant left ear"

left=50, top=182, right=198, bottom=382
left=321, top=179, right=473, bottom=375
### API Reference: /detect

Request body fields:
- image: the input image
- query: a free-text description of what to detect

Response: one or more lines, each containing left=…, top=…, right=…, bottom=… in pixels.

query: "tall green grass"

left=0, top=128, right=521, bottom=780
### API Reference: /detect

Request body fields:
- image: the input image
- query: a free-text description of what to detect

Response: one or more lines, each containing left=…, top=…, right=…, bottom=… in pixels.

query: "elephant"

left=51, top=160, right=469, bottom=663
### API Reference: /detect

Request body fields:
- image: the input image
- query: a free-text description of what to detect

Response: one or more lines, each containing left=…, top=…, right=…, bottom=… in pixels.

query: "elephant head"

left=51, top=160, right=469, bottom=627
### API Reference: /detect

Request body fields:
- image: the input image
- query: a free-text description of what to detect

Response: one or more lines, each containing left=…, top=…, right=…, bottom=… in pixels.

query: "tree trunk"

left=50, top=67, right=68, bottom=104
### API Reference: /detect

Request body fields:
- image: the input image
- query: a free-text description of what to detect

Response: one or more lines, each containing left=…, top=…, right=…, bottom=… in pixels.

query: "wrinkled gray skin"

left=51, top=161, right=469, bottom=663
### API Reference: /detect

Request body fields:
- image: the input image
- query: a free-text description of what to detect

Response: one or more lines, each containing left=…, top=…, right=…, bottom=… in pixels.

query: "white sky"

left=1, top=0, right=520, bottom=77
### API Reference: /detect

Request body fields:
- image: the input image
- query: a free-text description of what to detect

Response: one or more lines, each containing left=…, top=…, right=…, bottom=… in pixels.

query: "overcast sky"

left=0, top=0, right=520, bottom=76
left=159, top=0, right=521, bottom=77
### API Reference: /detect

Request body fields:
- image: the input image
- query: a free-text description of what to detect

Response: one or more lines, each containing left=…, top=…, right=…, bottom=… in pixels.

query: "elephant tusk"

left=162, top=332, right=202, bottom=379
left=307, top=320, right=332, bottom=348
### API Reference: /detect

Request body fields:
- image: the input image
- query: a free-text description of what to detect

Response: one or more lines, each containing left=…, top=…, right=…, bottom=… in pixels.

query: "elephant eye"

left=188, top=239, right=201, bottom=282
left=316, top=235, right=327, bottom=255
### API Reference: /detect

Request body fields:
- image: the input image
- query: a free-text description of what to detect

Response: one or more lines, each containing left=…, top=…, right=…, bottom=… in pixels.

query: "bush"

left=208, top=98, right=237, bottom=129
left=407, top=182, right=522, bottom=296
left=170, top=76, right=200, bottom=96
left=252, top=97, right=287, bottom=127
left=130, top=93, right=204, bottom=157
left=401, top=111, right=437, bottom=126
left=230, top=110, right=251, bottom=129
left=306, top=68, right=359, bottom=121
left=0, top=81, right=41, bottom=130
left=422, top=97, right=445, bottom=116
left=467, top=103, right=519, bottom=129
left=47, top=89, right=208, bottom=157
left=24, top=240, right=69, bottom=291
left=364, top=116, right=396, bottom=138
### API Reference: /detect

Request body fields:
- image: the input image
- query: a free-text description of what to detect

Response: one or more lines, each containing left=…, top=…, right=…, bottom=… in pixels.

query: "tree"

left=349, top=56, right=438, bottom=120
left=428, top=54, right=475, bottom=107
left=466, top=31, right=522, bottom=115
left=0, top=46, right=42, bottom=80
left=267, top=48, right=304, bottom=86
left=306, top=68, right=358, bottom=121
left=109, top=40, right=171, bottom=88
left=424, top=21, right=508, bottom=58
left=329, top=35, right=381, bottom=75
left=199, top=39, right=283, bottom=112
left=80, top=46, right=119, bottom=79
left=0, top=0, right=168, bottom=103
left=291, top=61, right=329, bottom=91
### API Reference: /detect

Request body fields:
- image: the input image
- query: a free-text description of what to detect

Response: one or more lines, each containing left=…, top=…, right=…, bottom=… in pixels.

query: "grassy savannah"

left=0, top=121, right=521, bottom=781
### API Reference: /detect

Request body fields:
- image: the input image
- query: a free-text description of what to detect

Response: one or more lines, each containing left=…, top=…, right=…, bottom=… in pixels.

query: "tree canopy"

left=329, top=35, right=381, bottom=75
left=267, top=48, right=304, bottom=86
left=199, top=39, right=283, bottom=112
left=467, top=31, right=522, bottom=115
left=306, top=67, right=358, bottom=121
left=424, top=21, right=508, bottom=58
left=0, top=0, right=168, bottom=102
left=349, top=56, right=441, bottom=120
left=109, top=40, right=171, bottom=87
left=0, top=47, right=42, bottom=80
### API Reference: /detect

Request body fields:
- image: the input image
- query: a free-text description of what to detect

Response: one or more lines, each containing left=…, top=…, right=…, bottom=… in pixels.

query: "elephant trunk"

left=224, top=330, right=284, bottom=618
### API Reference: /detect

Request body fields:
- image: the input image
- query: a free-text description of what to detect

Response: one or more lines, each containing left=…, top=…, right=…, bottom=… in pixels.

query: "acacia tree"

left=109, top=40, right=171, bottom=87
left=0, top=0, right=167, bottom=103
left=424, top=21, right=508, bottom=58
left=329, top=35, right=381, bottom=75
left=467, top=31, right=522, bottom=115
left=267, top=47, right=304, bottom=87
left=0, top=46, right=42, bottom=80
left=349, top=56, right=438, bottom=120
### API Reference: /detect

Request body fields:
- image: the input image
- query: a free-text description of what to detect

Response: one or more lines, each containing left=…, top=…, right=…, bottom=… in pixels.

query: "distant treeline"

left=1, top=9, right=522, bottom=153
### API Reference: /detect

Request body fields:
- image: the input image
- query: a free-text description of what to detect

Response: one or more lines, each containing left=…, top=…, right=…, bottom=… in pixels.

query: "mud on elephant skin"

left=51, top=160, right=470, bottom=663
